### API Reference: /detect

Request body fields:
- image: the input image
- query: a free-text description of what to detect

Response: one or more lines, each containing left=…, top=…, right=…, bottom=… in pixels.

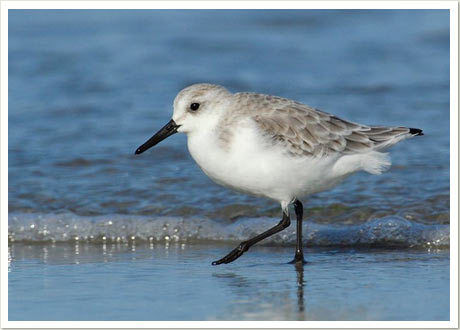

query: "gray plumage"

left=229, top=92, right=422, bottom=158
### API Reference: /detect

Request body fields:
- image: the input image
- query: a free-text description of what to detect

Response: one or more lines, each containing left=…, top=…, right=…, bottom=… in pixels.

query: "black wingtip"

left=409, top=128, right=424, bottom=136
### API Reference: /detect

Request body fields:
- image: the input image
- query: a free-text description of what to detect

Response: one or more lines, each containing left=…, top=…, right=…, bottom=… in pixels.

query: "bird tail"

left=409, top=128, right=424, bottom=136
left=364, top=126, right=424, bottom=151
left=333, top=126, right=423, bottom=178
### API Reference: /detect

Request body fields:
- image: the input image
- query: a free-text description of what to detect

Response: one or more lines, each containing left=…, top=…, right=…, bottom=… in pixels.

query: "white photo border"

left=1, top=1, right=457, bottom=328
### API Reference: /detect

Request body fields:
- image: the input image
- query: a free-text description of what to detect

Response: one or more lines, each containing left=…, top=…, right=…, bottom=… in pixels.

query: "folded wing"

left=251, top=98, right=422, bottom=157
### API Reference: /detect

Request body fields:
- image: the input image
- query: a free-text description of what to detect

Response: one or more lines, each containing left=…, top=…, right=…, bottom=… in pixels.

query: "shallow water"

left=8, top=9, right=450, bottom=321
left=9, top=243, right=449, bottom=321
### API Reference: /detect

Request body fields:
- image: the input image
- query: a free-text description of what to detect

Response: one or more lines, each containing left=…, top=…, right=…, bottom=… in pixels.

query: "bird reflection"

left=294, top=262, right=306, bottom=316
left=211, top=259, right=307, bottom=320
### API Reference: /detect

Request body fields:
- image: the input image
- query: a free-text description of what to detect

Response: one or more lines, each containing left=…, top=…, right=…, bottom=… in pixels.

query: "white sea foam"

left=8, top=213, right=449, bottom=248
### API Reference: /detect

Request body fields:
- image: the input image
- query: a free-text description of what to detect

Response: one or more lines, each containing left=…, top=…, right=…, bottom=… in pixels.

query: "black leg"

left=290, top=199, right=306, bottom=264
left=212, top=211, right=291, bottom=265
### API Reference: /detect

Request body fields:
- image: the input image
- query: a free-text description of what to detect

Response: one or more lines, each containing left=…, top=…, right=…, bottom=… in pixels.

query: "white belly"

left=186, top=124, right=347, bottom=204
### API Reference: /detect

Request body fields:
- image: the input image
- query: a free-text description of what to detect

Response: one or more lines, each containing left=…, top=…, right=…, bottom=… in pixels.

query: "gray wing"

left=249, top=95, right=417, bottom=157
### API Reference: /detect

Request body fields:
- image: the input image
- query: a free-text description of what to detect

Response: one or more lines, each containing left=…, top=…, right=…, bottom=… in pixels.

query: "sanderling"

left=135, top=83, right=423, bottom=265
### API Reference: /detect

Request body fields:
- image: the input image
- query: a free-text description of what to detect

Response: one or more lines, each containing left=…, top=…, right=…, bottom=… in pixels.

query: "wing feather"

left=247, top=94, right=416, bottom=157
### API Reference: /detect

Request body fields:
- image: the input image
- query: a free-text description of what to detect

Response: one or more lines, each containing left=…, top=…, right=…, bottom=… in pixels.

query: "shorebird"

left=135, top=83, right=423, bottom=265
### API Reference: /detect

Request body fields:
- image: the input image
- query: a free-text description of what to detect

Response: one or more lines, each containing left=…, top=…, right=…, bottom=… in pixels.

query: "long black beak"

left=134, top=119, right=180, bottom=155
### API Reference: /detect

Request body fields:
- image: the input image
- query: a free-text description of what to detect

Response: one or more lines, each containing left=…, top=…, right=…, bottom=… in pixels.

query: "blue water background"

left=9, top=9, right=449, bottom=221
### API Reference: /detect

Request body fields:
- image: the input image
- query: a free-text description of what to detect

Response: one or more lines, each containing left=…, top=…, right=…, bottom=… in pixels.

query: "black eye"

left=190, top=103, right=200, bottom=111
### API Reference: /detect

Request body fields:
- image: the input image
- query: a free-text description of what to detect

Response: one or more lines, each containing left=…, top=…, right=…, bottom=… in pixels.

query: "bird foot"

left=212, top=242, right=249, bottom=265
left=288, top=251, right=307, bottom=265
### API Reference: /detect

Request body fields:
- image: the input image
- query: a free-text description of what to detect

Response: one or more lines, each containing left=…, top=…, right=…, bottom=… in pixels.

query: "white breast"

left=186, top=119, right=349, bottom=204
